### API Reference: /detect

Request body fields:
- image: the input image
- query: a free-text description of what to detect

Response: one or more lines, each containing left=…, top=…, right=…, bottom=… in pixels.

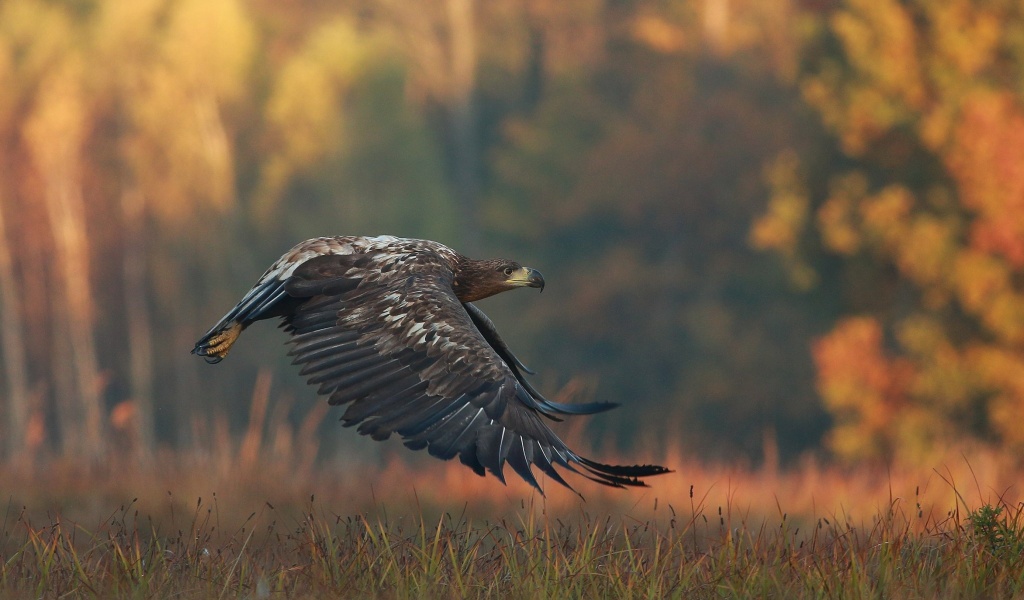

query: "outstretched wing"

left=281, top=250, right=668, bottom=493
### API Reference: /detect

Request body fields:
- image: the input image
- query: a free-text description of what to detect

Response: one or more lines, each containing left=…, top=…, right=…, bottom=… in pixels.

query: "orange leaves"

left=813, top=316, right=913, bottom=460
left=814, top=317, right=897, bottom=406
left=789, top=0, right=1024, bottom=460
left=947, top=91, right=1024, bottom=267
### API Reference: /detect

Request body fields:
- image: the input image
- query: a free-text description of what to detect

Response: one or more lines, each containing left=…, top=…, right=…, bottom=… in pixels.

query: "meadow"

left=2, top=439, right=1024, bottom=599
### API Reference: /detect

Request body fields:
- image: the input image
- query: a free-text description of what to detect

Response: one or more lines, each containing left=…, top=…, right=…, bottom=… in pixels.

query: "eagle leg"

left=193, top=321, right=243, bottom=363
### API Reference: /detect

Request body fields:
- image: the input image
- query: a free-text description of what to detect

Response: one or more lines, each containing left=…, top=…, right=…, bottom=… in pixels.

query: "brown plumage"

left=193, top=235, right=669, bottom=493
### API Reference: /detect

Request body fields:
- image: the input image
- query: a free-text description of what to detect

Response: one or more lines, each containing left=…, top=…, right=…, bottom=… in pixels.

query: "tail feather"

left=573, top=457, right=672, bottom=489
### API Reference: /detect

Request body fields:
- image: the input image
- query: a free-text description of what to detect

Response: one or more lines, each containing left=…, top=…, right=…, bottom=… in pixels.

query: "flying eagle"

left=193, top=236, right=669, bottom=492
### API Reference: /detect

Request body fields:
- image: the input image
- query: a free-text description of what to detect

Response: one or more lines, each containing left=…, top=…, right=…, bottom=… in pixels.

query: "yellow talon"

left=206, top=322, right=242, bottom=358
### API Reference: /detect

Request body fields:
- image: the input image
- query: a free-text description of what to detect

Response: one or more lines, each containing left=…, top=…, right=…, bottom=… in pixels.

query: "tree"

left=755, top=0, right=1024, bottom=460
left=0, top=30, right=31, bottom=461
left=100, top=0, right=255, bottom=454
left=375, top=0, right=482, bottom=251
left=489, top=0, right=830, bottom=459
left=24, top=58, right=106, bottom=460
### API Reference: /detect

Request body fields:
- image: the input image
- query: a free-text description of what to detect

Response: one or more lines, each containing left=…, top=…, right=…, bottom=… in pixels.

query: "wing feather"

left=343, top=378, right=431, bottom=426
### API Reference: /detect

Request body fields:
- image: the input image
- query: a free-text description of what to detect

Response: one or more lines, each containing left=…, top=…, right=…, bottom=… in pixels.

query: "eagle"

left=193, top=236, right=669, bottom=492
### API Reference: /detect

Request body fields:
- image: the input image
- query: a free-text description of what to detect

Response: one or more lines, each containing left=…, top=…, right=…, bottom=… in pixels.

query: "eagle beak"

left=528, top=268, right=545, bottom=292
left=509, top=267, right=545, bottom=292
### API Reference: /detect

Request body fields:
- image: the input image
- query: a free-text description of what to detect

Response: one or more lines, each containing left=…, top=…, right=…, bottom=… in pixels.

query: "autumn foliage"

left=756, top=0, right=1024, bottom=460
left=1, top=0, right=1024, bottom=472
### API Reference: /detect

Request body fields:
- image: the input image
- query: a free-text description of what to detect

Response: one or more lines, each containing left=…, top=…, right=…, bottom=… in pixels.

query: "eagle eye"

left=503, top=266, right=515, bottom=276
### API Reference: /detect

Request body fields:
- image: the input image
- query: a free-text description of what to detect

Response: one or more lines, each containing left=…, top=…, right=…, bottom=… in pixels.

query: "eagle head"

left=453, top=258, right=545, bottom=302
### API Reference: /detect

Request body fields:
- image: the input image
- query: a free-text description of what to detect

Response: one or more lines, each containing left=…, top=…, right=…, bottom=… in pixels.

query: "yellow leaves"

left=22, top=58, right=88, bottom=175
left=816, top=176, right=960, bottom=294
left=964, top=345, right=1024, bottom=448
left=896, top=316, right=970, bottom=407
left=752, top=151, right=818, bottom=289
left=983, top=293, right=1024, bottom=345
left=859, top=185, right=956, bottom=291
left=267, top=24, right=362, bottom=162
left=953, top=250, right=1007, bottom=316
left=103, top=0, right=257, bottom=226
left=816, top=314, right=995, bottom=462
left=893, top=214, right=955, bottom=289
left=262, top=57, right=342, bottom=166
left=752, top=151, right=809, bottom=254
left=930, top=0, right=1002, bottom=80
left=817, top=173, right=867, bottom=255
left=860, top=185, right=912, bottom=234
left=817, top=176, right=919, bottom=260
left=804, top=0, right=926, bottom=154
left=752, top=191, right=808, bottom=253
left=255, top=19, right=376, bottom=222
left=162, top=0, right=255, bottom=101
left=1, top=0, right=260, bottom=227
left=0, top=0, right=78, bottom=84
left=831, top=0, right=925, bottom=110
left=631, top=13, right=689, bottom=54
left=951, top=251, right=1024, bottom=343
left=91, top=0, right=163, bottom=82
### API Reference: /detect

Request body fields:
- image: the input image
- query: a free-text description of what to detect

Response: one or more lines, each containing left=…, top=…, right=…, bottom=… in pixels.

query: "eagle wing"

left=278, top=248, right=665, bottom=492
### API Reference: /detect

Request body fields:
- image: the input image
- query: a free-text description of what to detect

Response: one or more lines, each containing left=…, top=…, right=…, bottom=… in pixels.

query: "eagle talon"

left=193, top=321, right=242, bottom=362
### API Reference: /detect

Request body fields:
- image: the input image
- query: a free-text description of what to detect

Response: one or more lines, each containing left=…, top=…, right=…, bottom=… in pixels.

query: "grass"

left=3, top=449, right=1024, bottom=599
left=4, top=390, right=1024, bottom=597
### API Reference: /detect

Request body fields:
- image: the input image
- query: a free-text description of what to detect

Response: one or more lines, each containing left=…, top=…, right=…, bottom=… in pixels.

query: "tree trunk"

left=122, top=184, right=155, bottom=460
left=0, top=186, right=30, bottom=461
left=445, top=0, right=480, bottom=253
left=45, top=156, right=105, bottom=461
left=381, top=0, right=481, bottom=251
left=25, top=70, right=106, bottom=461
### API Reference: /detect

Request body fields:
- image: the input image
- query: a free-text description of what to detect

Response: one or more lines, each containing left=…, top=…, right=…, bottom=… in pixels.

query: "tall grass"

left=4, top=388, right=1024, bottom=597
left=2, top=447, right=1024, bottom=598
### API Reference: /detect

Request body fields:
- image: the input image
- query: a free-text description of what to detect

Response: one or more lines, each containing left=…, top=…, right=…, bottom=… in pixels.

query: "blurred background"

left=2, top=0, right=1024, bottom=476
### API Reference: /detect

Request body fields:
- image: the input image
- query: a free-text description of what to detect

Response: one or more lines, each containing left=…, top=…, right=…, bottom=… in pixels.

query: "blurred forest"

left=1, top=0, right=1023, bottom=469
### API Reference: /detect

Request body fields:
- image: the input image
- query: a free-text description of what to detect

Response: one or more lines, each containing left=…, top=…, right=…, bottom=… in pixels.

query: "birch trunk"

left=122, top=185, right=155, bottom=460
left=25, top=69, right=106, bottom=461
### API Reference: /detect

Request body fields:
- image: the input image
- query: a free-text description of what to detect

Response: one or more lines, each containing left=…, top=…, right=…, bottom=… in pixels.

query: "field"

left=2, top=441, right=1024, bottom=599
